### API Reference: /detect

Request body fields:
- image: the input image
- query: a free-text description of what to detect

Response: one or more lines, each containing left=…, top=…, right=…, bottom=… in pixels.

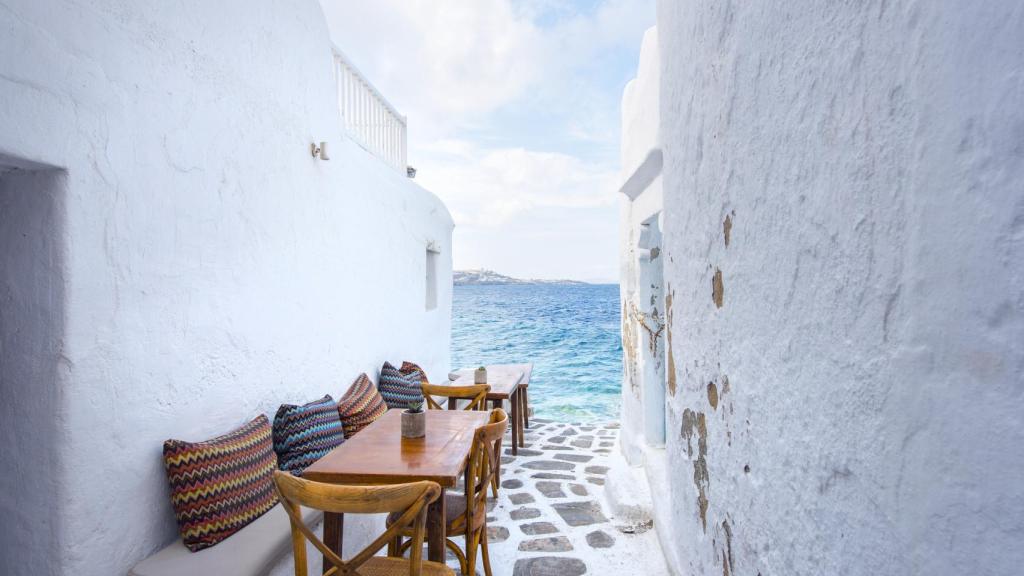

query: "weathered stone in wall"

left=666, top=286, right=677, bottom=396
left=681, top=408, right=709, bottom=531
left=711, top=268, right=724, bottom=308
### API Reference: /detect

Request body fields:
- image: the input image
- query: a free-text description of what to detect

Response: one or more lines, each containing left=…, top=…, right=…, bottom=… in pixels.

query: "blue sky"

left=320, top=0, right=655, bottom=281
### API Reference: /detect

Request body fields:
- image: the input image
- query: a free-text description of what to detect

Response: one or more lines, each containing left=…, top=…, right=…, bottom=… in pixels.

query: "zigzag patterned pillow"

left=400, top=361, right=430, bottom=385
left=379, top=361, right=424, bottom=409
left=337, top=373, right=388, bottom=438
left=163, top=415, right=279, bottom=552
left=272, top=395, right=344, bottom=476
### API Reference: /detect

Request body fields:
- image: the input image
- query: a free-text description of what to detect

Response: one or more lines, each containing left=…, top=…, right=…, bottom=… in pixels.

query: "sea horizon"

left=451, top=283, right=623, bottom=423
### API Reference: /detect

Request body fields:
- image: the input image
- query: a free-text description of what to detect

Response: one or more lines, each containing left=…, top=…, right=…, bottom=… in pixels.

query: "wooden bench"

left=129, top=504, right=321, bottom=576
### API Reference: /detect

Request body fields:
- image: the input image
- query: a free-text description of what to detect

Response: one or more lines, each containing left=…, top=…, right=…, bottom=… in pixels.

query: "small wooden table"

left=448, top=363, right=533, bottom=455
left=304, top=409, right=489, bottom=570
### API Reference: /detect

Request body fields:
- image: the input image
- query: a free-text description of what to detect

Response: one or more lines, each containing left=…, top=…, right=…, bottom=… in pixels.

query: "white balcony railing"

left=332, top=46, right=408, bottom=174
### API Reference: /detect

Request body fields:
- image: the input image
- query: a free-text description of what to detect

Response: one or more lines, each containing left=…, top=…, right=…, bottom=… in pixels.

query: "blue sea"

left=451, top=283, right=622, bottom=423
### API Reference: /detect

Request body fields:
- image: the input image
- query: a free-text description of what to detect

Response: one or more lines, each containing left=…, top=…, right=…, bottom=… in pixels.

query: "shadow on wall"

left=0, top=156, right=66, bottom=576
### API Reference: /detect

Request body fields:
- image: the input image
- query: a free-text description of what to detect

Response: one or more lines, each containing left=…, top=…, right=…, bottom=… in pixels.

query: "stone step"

left=603, top=455, right=654, bottom=526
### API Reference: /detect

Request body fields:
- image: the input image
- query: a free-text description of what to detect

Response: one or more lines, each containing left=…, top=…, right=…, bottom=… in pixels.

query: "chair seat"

left=359, top=556, right=454, bottom=576
left=387, top=493, right=484, bottom=536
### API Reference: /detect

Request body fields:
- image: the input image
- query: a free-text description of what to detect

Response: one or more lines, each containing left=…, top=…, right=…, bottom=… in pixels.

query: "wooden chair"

left=390, top=409, right=508, bottom=576
left=273, top=471, right=454, bottom=576
left=421, top=383, right=490, bottom=411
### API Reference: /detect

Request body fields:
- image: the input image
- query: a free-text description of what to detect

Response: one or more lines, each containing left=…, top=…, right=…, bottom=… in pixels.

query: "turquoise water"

left=451, top=283, right=622, bottom=422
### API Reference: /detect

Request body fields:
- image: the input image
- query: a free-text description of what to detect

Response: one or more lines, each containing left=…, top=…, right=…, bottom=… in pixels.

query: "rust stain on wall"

left=722, top=519, right=735, bottom=576
left=712, top=268, right=724, bottom=308
left=666, top=287, right=677, bottom=396
left=622, top=300, right=639, bottom=396
left=681, top=408, right=710, bottom=531
left=723, top=214, right=733, bottom=247
left=707, top=381, right=719, bottom=409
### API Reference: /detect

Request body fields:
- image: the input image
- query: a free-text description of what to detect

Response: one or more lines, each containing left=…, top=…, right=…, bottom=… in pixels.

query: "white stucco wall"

left=0, top=2, right=453, bottom=575
left=650, top=2, right=1024, bottom=575
left=618, top=27, right=663, bottom=465
left=620, top=27, right=661, bottom=183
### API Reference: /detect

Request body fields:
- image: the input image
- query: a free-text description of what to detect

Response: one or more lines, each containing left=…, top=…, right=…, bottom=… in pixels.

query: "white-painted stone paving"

left=475, top=419, right=670, bottom=576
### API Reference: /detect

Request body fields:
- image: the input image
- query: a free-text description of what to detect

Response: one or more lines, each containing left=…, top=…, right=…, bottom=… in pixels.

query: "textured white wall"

left=621, top=27, right=661, bottom=182
left=619, top=27, right=662, bottom=465
left=0, top=1, right=453, bottom=575
left=653, top=1, right=1024, bottom=575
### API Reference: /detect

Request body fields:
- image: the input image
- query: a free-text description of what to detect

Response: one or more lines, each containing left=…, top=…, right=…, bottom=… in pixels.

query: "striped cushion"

left=337, top=373, right=388, bottom=438
left=379, top=361, right=424, bottom=409
left=400, top=361, right=430, bottom=385
left=162, top=415, right=279, bottom=552
left=272, top=395, right=344, bottom=476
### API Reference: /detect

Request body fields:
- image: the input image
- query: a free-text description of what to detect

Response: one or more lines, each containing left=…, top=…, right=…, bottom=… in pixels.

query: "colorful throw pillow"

left=379, top=361, right=424, bottom=409
left=272, top=395, right=344, bottom=476
left=163, top=415, right=279, bottom=552
left=337, top=373, right=388, bottom=438
left=400, top=361, right=430, bottom=385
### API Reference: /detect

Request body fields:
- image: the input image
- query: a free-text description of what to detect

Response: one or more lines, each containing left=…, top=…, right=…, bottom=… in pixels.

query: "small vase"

left=401, top=410, right=425, bottom=438
left=474, top=367, right=488, bottom=384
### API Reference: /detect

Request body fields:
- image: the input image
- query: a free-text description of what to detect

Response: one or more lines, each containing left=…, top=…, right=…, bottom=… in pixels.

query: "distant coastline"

left=454, top=269, right=589, bottom=286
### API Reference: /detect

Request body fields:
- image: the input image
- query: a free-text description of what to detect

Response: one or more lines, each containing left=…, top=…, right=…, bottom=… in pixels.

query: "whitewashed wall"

left=618, top=27, right=662, bottom=466
left=0, top=1, right=453, bottom=575
left=653, top=1, right=1024, bottom=575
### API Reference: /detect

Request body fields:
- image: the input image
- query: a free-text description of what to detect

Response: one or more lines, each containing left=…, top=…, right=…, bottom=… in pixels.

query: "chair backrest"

left=421, top=383, right=490, bottom=411
left=273, top=471, right=440, bottom=576
left=457, top=409, right=508, bottom=532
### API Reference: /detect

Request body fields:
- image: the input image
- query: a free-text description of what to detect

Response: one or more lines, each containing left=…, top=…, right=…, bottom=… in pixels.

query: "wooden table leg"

left=516, top=387, right=524, bottom=446
left=323, top=512, right=344, bottom=575
left=509, top=392, right=519, bottom=456
left=517, top=390, right=525, bottom=447
left=521, top=386, right=529, bottom=429
left=426, top=487, right=447, bottom=563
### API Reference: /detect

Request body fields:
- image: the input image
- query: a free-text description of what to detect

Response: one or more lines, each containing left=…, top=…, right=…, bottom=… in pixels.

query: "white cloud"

left=415, top=141, right=618, bottom=226
left=319, top=0, right=544, bottom=139
left=317, top=0, right=653, bottom=280
left=319, top=0, right=652, bottom=143
left=411, top=140, right=620, bottom=281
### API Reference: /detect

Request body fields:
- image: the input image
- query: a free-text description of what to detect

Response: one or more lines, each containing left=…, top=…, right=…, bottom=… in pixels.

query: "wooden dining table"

left=303, top=409, right=489, bottom=570
left=447, top=363, right=533, bottom=455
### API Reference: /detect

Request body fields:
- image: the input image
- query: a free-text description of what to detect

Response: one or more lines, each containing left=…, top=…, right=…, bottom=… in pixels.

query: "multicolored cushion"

left=163, top=415, right=279, bottom=552
left=400, top=361, right=430, bottom=385
left=379, top=361, right=424, bottom=409
left=272, top=395, right=344, bottom=476
left=337, top=373, right=388, bottom=438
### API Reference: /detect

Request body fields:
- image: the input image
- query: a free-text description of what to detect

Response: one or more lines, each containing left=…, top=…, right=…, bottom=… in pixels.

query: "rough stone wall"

left=656, top=1, right=1024, bottom=574
left=0, top=2, right=453, bottom=575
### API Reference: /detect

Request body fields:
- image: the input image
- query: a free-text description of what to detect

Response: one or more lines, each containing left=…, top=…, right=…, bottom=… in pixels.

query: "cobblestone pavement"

left=470, top=418, right=669, bottom=576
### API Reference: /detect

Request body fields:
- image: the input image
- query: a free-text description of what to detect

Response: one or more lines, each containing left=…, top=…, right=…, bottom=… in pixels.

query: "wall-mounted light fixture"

left=311, top=141, right=330, bottom=161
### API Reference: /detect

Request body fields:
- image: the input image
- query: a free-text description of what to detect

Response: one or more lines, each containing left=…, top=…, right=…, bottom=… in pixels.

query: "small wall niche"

left=425, top=243, right=440, bottom=311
